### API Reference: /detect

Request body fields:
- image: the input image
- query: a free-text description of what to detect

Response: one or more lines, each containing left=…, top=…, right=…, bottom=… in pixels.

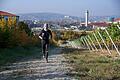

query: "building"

left=0, top=11, right=19, bottom=28
left=80, top=22, right=110, bottom=30
left=114, top=18, right=120, bottom=23
left=90, top=22, right=110, bottom=29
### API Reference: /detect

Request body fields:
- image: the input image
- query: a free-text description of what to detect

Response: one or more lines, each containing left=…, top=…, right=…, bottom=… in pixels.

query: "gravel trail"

left=0, top=48, right=76, bottom=80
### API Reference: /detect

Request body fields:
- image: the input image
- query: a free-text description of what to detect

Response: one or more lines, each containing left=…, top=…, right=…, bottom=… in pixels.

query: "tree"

left=18, top=21, right=31, bottom=36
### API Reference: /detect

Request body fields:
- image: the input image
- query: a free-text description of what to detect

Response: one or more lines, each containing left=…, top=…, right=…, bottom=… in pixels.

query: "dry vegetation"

left=64, top=48, right=120, bottom=80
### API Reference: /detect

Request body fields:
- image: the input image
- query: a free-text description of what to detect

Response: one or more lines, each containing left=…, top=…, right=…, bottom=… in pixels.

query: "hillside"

left=18, top=12, right=80, bottom=21
left=18, top=12, right=120, bottom=22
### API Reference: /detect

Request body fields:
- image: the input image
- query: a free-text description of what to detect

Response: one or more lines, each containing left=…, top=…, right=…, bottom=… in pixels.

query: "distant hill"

left=18, top=12, right=120, bottom=22
left=18, top=13, right=80, bottom=21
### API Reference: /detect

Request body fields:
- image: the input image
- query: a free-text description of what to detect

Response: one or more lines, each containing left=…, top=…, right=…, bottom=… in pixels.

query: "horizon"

left=17, top=12, right=120, bottom=18
left=0, top=0, right=120, bottom=17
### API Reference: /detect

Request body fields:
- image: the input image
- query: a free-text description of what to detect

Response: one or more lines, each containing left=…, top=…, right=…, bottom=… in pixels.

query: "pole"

left=72, top=41, right=76, bottom=48
left=85, top=37, right=95, bottom=51
left=83, top=38, right=91, bottom=51
left=105, top=29, right=120, bottom=55
left=93, top=33, right=104, bottom=52
left=81, top=39, right=86, bottom=47
left=88, top=35, right=98, bottom=51
left=117, top=25, right=120, bottom=29
left=98, top=31, right=111, bottom=54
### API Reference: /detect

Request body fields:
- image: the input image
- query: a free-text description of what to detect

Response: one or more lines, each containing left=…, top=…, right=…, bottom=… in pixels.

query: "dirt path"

left=0, top=47, right=76, bottom=80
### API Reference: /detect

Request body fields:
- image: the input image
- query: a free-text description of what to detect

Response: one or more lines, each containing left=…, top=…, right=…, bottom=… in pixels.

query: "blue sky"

left=0, top=0, right=120, bottom=17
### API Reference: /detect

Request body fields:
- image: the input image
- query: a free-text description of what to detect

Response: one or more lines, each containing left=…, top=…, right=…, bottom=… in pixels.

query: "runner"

left=39, top=23, right=52, bottom=63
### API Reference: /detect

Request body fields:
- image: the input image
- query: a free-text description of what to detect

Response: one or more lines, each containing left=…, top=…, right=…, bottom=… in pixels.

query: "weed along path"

left=0, top=47, right=76, bottom=80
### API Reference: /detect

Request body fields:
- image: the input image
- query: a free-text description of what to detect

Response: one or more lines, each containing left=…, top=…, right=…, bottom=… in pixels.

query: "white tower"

left=85, top=10, right=89, bottom=27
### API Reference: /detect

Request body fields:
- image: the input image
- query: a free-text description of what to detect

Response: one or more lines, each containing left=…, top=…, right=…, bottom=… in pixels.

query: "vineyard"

left=70, top=23, right=120, bottom=56
left=62, top=23, right=120, bottom=79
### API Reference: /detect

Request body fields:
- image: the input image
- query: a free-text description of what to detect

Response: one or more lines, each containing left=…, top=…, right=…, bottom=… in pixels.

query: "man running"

left=39, top=23, right=52, bottom=63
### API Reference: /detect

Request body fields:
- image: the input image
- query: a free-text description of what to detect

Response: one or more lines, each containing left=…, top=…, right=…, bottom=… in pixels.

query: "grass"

left=64, top=48, right=120, bottom=80
left=0, top=46, right=42, bottom=66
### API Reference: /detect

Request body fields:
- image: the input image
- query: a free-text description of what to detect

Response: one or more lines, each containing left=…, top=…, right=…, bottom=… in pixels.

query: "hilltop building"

left=0, top=11, right=19, bottom=28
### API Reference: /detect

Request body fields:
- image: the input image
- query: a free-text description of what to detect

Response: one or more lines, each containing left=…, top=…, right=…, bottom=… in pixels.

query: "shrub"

left=0, top=22, right=40, bottom=48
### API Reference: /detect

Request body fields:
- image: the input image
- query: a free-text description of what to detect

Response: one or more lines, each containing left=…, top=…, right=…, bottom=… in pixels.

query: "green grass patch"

left=64, top=48, right=120, bottom=80
left=0, top=47, right=42, bottom=65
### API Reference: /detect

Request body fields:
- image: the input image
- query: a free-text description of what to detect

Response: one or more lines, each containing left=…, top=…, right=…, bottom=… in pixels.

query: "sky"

left=0, top=0, right=120, bottom=17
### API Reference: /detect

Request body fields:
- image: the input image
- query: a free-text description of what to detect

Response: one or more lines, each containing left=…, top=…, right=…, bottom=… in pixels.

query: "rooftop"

left=0, top=11, right=17, bottom=17
left=90, top=22, right=110, bottom=27
left=81, top=22, right=110, bottom=27
left=114, top=18, right=120, bottom=22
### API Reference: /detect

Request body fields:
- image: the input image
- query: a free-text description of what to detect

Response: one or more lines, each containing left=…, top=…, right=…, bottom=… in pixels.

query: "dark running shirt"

left=39, top=29, right=52, bottom=41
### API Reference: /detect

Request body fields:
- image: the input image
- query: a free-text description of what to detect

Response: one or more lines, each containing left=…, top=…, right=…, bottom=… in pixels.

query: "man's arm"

left=39, top=36, right=42, bottom=39
left=39, top=30, right=43, bottom=39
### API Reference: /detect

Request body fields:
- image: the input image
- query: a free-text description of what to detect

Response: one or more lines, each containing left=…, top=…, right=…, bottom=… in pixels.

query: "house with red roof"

left=80, top=22, right=110, bottom=30
left=0, top=11, right=19, bottom=28
left=90, top=22, right=110, bottom=29
left=114, top=18, right=120, bottom=23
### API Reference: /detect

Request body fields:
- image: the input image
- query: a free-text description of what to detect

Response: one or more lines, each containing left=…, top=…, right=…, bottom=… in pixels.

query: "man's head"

left=43, top=23, right=49, bottom=30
